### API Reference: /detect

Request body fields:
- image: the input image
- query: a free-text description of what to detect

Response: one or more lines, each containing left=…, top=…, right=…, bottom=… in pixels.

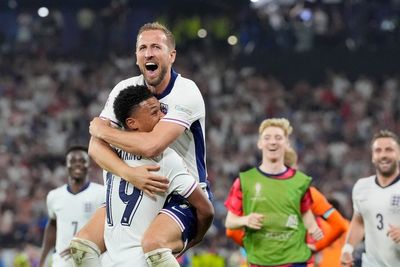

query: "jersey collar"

left=155, top=69, right=178, bottom=100
left=67, top=181, right=90, bottom=195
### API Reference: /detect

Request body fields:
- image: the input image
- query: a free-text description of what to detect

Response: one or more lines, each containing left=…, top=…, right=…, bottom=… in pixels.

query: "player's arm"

left=341, top=212, right=364, bottom=266
left=90, top=118, right=184, bottom=158
left=302, top=209, right=324, bottom=241
left=310, top=187, right=349, bottom=251
left=312, top=209, right=348, bottom=251
left=39, top=218, right=56, bottom=267
left=88, top=136, right=168, bottom=197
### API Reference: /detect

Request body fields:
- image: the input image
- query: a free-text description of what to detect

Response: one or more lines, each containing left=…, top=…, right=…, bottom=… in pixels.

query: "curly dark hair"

left=113, top=84, right=154, bottom=128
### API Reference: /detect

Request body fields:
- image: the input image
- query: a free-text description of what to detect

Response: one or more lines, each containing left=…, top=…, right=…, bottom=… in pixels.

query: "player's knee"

left=141, top=235, right=167, bottom=253
left=70, top=237, right=101, bottom=266
left=144, top=248, right=180, bottom=267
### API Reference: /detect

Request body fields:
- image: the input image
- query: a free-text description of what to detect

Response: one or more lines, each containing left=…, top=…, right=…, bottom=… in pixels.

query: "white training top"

left=99, top=70, right=208, bottom=186
left=46, top=182, right=104, bottom=267
left=102, top=147, right=198, bottom=267
left=352, top=175, right=400, bottom=267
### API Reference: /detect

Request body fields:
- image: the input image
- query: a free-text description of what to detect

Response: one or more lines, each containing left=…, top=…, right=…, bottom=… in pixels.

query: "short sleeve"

left=46, top=191, right=56, bottom=219
left=161, top=79, right=205, bottom=129
left=224, top=178, right=243, bottom=216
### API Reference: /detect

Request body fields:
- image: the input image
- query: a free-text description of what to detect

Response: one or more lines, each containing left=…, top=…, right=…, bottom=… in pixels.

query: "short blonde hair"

left=284, top=146, right=298, bottom=167
left=371, top=129, right=400, bottom=147
left=137, top=22, right=176, bottom=49
left=259, top=118, right=293, bottom=137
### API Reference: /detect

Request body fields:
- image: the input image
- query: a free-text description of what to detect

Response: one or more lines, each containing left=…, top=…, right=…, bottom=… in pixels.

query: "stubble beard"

left=375, top=161, right=398, bottom=178
left=142, top=65, right=167, bottom=88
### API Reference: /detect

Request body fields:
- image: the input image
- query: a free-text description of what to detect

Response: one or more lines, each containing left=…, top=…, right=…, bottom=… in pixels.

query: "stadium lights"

left=197, top=29, right=207, bottom=38
left=227, top=35, right=238, bottom=46
left=38, top=7, right=49, bottom=18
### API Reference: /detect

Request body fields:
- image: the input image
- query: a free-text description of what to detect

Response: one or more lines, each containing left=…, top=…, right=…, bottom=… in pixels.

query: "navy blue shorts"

left=160, top=193, right=197, bottom=249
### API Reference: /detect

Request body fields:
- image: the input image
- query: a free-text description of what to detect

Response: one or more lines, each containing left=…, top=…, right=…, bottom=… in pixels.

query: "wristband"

left=342, top=243, right=354, bottom=254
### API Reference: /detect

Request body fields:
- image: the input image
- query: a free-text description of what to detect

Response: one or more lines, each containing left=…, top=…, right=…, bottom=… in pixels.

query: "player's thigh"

left=75, top=206, right=106, bottom=253
left=142, top=213, right=182, bottom=253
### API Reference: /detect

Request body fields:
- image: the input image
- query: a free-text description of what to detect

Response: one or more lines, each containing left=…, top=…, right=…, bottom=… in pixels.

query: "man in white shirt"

left=39, top=146, right=104, bottom=267
left=341, top=130, right=400, bottom=267
left=70, top=22, right=213, bottom=267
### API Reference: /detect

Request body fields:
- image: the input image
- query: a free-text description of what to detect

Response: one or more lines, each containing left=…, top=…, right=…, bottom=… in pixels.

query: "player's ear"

left=125, top=118, right=138, bottom=131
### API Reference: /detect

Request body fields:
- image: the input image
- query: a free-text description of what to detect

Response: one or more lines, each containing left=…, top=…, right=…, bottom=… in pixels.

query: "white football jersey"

left=352, top=175, right=400, bottom=267
left=102, top=147, right=198, bottom=267
left=99, top=71, right=207, bottom=186
left=46, top=182, right=104, bottom=267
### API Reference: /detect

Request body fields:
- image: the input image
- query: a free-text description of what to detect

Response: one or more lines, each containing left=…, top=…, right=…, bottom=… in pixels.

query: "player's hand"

left=340, top=251, right=354, bottom=267
left=245, top=213, right=264, bottom=230
left=309, top=225, right=324, bottom=241
left=123, top=165, right=169, bottom=198
left=60, top=248, right=72, bottom=261
left=89, top=117, right=111, bottom=138
left=307, top=243, right=316, bottom=251
left=387, top=224, right=400, bottom=243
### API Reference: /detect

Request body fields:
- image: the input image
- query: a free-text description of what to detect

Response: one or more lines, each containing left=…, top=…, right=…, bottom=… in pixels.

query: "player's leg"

left=142, top=213, right=182, bottom=267
left=70, top=206, right=106, bottom=266
left=142, top=195, right=196, bottom=267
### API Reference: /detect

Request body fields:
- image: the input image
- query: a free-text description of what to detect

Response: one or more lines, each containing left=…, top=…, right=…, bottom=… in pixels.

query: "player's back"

left=102, top=147, right=197, bottom=267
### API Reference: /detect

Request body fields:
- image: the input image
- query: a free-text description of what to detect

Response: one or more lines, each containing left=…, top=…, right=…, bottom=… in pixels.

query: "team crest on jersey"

left=84, top=202, right=93, bottom=213
left=390, top=194, right=400, bottom=214
left=160, top=103, right=168, bottom=114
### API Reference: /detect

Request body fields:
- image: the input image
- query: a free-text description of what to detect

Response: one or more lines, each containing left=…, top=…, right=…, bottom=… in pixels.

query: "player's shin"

left=70, top=237, right=101, bottom=267
left=144, top=248, right=180, bottom=267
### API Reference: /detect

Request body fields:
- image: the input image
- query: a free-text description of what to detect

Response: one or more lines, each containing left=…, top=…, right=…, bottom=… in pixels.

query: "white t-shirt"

left=99, top=71, right=207, bottom=186
left=102, top=147, right=198, bottom=267
left=46, top=182, right=104, bottom=267
left=352, top=175, right=400, bottom=267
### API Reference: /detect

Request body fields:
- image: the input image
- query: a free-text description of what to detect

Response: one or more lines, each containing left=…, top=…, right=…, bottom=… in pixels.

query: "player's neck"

left=376, top=170, right=400, bottom=187
left=153, top=73, right=171, bottom=95
left=259, top=161, right=287, bottom=175
left=69, top=178, right=87, bottom=193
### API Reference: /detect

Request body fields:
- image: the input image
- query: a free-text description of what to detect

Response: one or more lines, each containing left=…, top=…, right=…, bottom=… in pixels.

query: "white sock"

left=144, top=248, right=180, bottom=267
left=70, top=237, right=101, bottom=267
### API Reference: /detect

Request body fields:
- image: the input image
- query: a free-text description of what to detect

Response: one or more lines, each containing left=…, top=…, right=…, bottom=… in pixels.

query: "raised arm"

left=90, top=118, right=184, bottom=158
left=39, top=219, right=56, bottom=267
left=88, top=136, right=168, bottom=197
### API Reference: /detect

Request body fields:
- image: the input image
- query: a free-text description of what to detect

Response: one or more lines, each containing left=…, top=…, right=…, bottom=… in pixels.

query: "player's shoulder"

left=174, top=74, right=201, bottom=94
left=354, top=175, right=375, bottom=188
left=353, top=175, right=376, bottom=195
left=47, top=184, right=67, bottom=200
left=88, top=182, right=104, bottom=191
left=113, top=75, right=143, bottom=91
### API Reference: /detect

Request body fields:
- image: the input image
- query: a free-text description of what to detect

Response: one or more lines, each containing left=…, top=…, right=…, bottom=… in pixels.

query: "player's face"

left=66, top=150, right=90, bottom=181
left=136, top=30, right=176, bottom=90
left=372, top=137, right=400, bottom=177
left=258, top=126, right=288, bottom=163
left=126, top=97, right=163, bottom=132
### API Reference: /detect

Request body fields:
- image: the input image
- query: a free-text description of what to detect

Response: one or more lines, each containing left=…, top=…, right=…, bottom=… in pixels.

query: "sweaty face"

left=136, top=30, right=176, bottom=89
left=258, top=126, right=288, bottom=163
left=127, top=97, right=163, bottom=132
left=66, top=150, right=90, bottom=181
left=372, top=137, right=400, bottom=177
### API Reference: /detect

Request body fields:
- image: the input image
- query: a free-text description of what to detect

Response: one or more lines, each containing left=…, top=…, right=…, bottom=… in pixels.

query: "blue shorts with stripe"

left=160, top=193, right=197, bottom=248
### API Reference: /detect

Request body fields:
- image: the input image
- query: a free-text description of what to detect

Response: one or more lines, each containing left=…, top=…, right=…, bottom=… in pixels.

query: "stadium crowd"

left=1, top=1, right=400, bottom=266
